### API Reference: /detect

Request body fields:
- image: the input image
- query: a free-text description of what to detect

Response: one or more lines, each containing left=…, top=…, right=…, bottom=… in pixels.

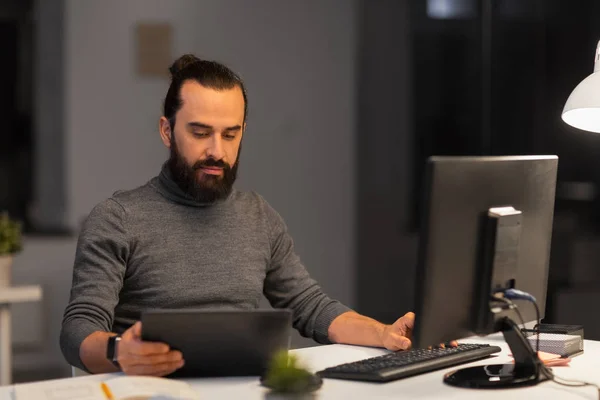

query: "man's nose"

left=206, top=135, right=224, bottom=160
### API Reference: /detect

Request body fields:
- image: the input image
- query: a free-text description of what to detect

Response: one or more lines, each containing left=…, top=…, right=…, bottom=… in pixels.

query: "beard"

left=167, top=138, right=239, bottom=203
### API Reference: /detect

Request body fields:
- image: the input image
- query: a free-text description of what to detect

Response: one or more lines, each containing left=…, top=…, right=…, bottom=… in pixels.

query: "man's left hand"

left=380, top=312, right=414, bottom=351
left=379, top=312, right=458, bottom=351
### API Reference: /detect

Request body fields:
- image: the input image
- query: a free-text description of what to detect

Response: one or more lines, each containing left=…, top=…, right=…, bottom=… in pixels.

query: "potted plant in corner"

left=0, top=212, right=22, bottom=287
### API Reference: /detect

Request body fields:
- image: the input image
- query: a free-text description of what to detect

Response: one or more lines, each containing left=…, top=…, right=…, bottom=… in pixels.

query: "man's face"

left=160, top=81, right=245, bottom=202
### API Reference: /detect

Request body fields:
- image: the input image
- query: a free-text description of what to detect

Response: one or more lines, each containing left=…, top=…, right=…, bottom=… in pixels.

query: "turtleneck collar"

left=154, top=162, right=234, bottom=207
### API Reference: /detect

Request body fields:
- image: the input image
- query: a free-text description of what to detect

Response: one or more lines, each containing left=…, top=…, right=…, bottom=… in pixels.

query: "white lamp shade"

left=562, top=40, right=600, bottom=133
left=562, top=72, right=600, bottom=133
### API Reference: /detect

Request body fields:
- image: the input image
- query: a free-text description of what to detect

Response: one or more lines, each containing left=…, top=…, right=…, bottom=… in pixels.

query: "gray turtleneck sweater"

left=60, top=165, right=351, bottom=370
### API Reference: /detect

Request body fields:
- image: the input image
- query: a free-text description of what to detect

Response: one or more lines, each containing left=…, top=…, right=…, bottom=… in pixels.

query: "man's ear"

left=159, top=116, right=172, bottom=148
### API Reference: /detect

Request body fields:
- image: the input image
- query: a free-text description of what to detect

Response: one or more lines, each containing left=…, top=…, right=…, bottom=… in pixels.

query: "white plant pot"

left=0, top=255, right=12, bottom=288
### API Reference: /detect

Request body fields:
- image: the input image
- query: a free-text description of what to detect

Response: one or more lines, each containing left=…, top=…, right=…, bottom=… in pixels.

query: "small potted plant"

left=261, top=350, right=322, bottom=397
left=0, top=212, right=22, bottom=287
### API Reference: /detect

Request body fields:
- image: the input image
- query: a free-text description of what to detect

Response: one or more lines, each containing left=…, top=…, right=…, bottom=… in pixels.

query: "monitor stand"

left=443, top=317, right=547, bottom=388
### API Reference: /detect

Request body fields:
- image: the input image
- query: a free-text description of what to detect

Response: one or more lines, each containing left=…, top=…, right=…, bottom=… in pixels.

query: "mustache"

left=192, top=158, right=230, bottom=170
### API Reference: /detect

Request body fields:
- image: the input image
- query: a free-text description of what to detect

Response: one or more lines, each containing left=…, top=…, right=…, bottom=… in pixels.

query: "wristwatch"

left=106, top=335, right=122, bottom=368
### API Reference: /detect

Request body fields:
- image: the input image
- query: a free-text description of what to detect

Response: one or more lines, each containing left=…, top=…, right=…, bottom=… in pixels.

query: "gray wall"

left=15, top=0, right=358, bottom=377
left=31, top=0, right=66, bottom=230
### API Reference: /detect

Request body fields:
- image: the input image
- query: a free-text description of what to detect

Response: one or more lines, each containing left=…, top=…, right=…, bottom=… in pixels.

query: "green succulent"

left=0, top=212, right=22, bottom=256
left=262, top=351, right=322, bottom=394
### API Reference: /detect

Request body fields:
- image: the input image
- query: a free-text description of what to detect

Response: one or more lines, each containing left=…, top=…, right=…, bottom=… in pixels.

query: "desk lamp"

left=562, top=40, right=600, bottom=132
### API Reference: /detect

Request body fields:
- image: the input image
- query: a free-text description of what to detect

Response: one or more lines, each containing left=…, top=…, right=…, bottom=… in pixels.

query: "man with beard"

left=60, top=55, right=416, bottom=376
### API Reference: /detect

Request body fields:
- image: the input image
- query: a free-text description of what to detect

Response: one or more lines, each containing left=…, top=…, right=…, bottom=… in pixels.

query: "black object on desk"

left=412, top=156, right=558, bottom=389
left=141, top=309, right=292, bottom=377
left=317, top=343, right=501, bottom=382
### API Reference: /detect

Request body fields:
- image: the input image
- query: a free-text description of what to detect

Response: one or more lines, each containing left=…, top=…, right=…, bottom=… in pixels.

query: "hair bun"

left=169, top=54, right=201, bottom=78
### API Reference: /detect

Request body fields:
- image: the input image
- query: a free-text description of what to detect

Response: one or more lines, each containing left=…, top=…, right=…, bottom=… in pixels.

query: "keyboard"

left=317, top=343, right=501, bottom=382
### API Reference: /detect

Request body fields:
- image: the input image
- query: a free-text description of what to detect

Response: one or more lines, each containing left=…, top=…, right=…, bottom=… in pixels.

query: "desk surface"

left=4, top=335, right=600, bottom=399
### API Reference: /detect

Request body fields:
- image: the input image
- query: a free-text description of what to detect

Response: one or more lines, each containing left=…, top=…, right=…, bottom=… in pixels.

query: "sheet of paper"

left=509, top=350, right=572, bottom=367
left=537, top=351, right=571, bottom=367
left=14, top=380, right=106, bottom=400
left=106, top=376, right=199, bottom=400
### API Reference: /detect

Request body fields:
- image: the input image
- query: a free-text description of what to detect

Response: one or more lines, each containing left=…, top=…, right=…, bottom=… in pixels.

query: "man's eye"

left=193, top=132, right=209, bottom=138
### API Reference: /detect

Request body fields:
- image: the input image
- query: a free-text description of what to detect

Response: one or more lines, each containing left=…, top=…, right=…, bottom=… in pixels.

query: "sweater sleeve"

left=261, top=199, right=351, bottom=344
left=60, top=198, right=128, bottom=370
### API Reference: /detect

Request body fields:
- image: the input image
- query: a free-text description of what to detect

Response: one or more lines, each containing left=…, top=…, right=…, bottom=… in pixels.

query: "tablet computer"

left=141, top=309, right=292, bottom=377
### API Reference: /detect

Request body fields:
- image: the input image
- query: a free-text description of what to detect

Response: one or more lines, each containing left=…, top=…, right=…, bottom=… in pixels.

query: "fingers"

left=129, top=340, right=170, bottom=356
left=384, top=312, right=416, bottom=351
left=123, top=359, right=185, bottom=377
left=392, top=312, right=415, bottom=337
left=385, top=331, right=412, bottom=351
left=118, top=321, right=185, bottom=377
left=437, top=341, right=459, bottom=348
left=429, top=341, right=459, bottom=349
left=124, top=350, right=183, bottom=366
left=119, top=348, right=185, bottom=376
left=126, top=321, right=142, bottom=340
left=147, top=361, right=185, bottom=377
left=402, top=312, right=415, bottom=327
left=122, top=321, right=170, bottom=355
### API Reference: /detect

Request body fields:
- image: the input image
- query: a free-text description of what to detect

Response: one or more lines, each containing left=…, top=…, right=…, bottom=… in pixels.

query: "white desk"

left=0, top=285, right=42, bottom=386
left=3, top=335, right=600, bottom=399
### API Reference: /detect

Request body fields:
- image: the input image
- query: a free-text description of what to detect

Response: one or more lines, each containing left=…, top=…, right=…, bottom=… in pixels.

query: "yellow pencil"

left=101, top=382, right=115, bottom=400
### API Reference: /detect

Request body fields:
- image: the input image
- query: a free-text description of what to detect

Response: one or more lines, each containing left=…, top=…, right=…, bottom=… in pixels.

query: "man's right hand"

left=117, top=321, right=185, bottom=376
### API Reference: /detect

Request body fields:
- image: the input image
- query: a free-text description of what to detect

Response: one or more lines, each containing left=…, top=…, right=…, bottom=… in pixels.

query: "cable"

left=541, top=366, right=600, bottom=399
left=491, top=295, right=527, bottom=326
left=502, top=289, right=540, bottom=356
left=531, top=299, right=541, bottom=358
left=504, top=288, right=536, bottom=303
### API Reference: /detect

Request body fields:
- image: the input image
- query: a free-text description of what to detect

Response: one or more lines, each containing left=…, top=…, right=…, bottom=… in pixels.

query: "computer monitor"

left=412, top=155, right=558, bottom=388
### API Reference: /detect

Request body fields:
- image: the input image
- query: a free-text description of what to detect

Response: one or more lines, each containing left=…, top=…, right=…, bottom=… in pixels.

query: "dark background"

left=356, top=0, right=600, bottom=338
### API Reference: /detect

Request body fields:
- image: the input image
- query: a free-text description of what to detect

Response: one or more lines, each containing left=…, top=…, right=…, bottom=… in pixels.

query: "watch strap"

left=106, top=335, right=122, bottom=368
